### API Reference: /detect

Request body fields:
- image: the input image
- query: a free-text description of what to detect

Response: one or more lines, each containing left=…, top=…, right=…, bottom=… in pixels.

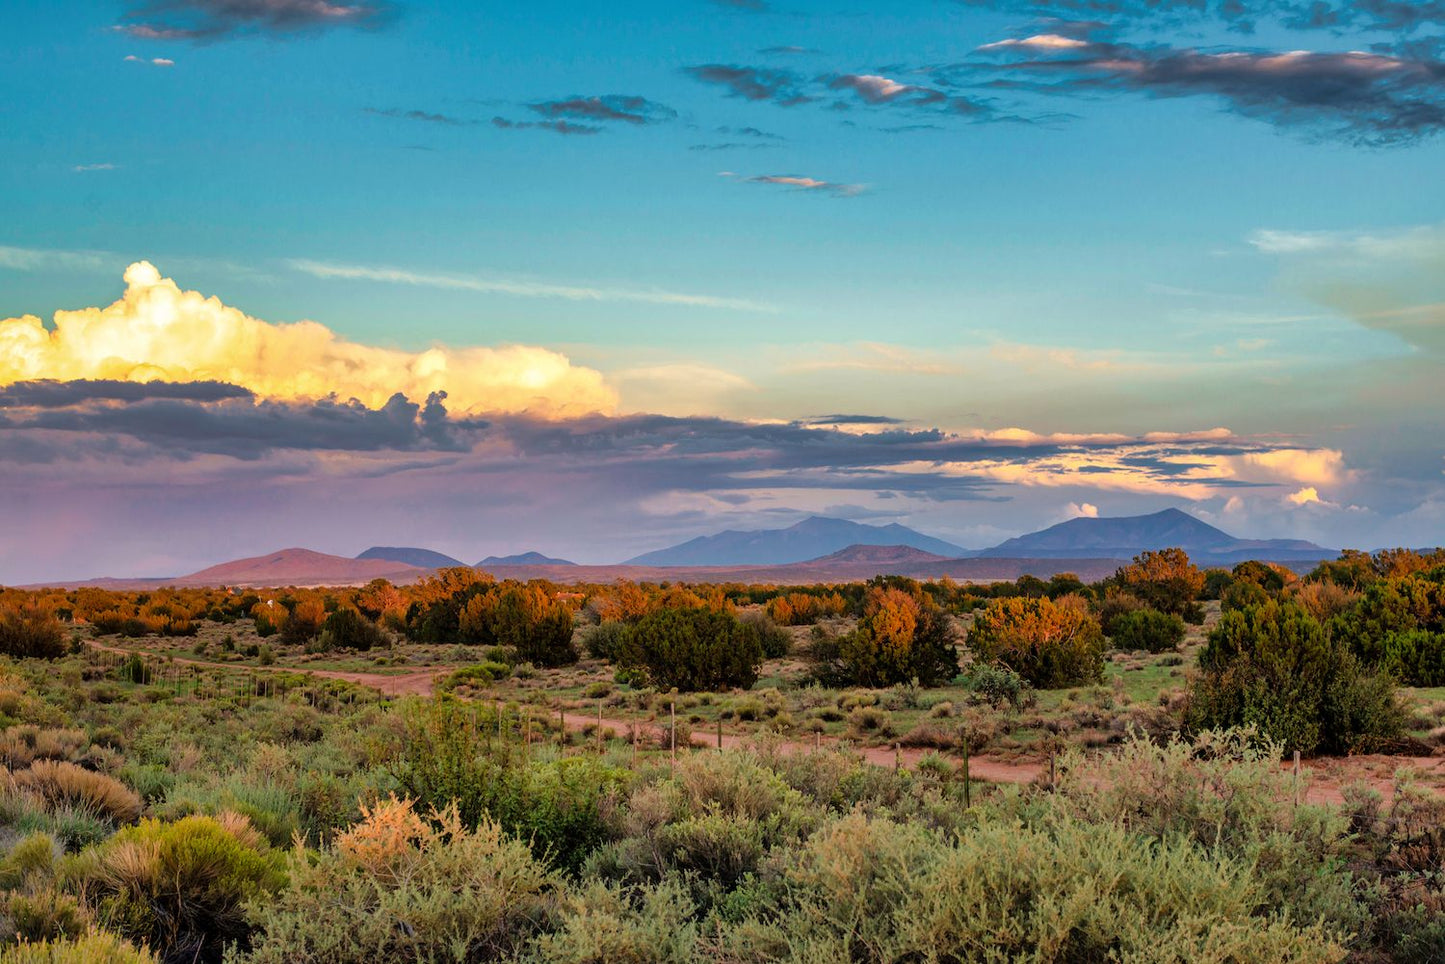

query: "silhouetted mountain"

left=979, top=508, right=1333, bottom=564
left=478, top=552, right=576, bottom=567
left=626, top=516, right=969, bottom=566
left=808, top=544, right=952, bottom=565
left=357, top=546, right=465, bottom=569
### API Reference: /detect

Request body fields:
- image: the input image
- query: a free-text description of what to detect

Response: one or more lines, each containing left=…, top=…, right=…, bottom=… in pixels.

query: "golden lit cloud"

left=0, top=262, right=617, bottom=418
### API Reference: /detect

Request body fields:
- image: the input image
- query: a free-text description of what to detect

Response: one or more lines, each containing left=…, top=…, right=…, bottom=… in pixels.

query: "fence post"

left=596, top=701, right=604, bottom=755
left=717, top=716, right=723, bottom=750
left=961, top=726, right=972, bottom=809
left=670, top=701, right=676, bottom=777
left=1292, top=750, right=1301, bottom=807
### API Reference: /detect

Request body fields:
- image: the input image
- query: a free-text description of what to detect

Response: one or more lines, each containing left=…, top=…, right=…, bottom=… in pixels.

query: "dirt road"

left=88, top=641, right=1442, bottom=805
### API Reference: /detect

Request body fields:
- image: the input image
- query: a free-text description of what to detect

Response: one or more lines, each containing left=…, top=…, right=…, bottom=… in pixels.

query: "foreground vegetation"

left=0, top=545, right=1442, bottom=960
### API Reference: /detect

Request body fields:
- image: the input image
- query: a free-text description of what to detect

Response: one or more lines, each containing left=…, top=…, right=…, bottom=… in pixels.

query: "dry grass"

left=11, top=761, right=142, bottom=824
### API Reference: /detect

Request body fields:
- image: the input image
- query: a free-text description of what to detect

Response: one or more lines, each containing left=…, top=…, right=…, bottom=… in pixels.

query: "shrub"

left=581, top=620, right=628, bottom=661
left=0, top=605, right=65, bottom=661
left=71, top=814, right=284, bottom=963
left=435, top=662, right=510, bottom=694
left=389, top=700, right=625, bottom=872
left=805, top=586, right=957, bottom=688
left=238, top=799, right=556, bottom=964
left=617, top=609, right=764, bottom=692
left=1187, top=600, right=1403, bottom=755
left=1115, top=547, right=1207, bottom=619
left=278, top=598, right=326, bottom=647
left=312, top=608, right=388, bottom=652
left=1108, top=607, right=1186, bottom=653
left=1095, top=589, right=1145, bottom=636
left=12, top=762, right=141, bottom=825
left=958, top=663, right=1026, bottom=708
left=739, top=611, right=791, bottom=659
left=0, top=932, right=158, bottom=964
left=773, top=810, right=1348, bottom=963
left=966, top=596, right=1104, bottom=689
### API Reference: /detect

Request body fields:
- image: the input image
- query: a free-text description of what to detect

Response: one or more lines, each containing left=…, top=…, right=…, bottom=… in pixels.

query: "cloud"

left=0, top=380, right=483, bottom=458
left=1068, top=501, right=1100, bottom=517
left=115, top=0, right=392, bottom=41
left=1248, top=221, right=1445, bottom=353
left=0, top=247, right=112, bottom=272
left=525, top=95, right=676, bottom=126
left=364, top=107, right=470, bottom=125
left=490, top=116, right=602, bottom=136
left=0, top=262, right=615, bottom=418
left=1288, top=485, right=1322, bottom=505
left=72, top=164, right=117, bottom=173
left=723, top=172, right=868, bottom=197
left=124, top=55, right=176, bottom=66
left=827, top=73, right=996, bottom=116
left=288, top=258, right=773, bottom=311
left=974, top=35, right=1445, bottom=143
left=683, top=64, right=812, bottom=105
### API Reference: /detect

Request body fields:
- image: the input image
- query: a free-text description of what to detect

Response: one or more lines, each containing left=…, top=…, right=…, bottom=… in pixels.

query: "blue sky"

left=2, top=0, right=1444, bottom=580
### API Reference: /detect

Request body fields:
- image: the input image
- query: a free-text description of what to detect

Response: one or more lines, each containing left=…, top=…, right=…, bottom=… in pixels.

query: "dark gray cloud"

left=955, top=0, right=1445, bottom=36
left=973, top=36, right=1445, bottom=143
left=526, top=95, right=676, bottom=126
left=0, top=381, right=483, bottom=459
left=687, top=64, right=1004, bottom=121
left=491, top=117, right=601, bottom=136
left=684, top=64, right=814, bottom=105
left=116, top=0, right=393, bottom=40
left=364, top=107, right=470, bottom=126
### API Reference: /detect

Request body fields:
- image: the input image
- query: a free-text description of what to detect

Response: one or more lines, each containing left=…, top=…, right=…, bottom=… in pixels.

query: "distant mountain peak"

left=809, top=544, right=951, bottom=565
left=357, top=546, right=466, bottom=569
left=978, top=508, right=1332, bottom=564
left=625, top=516, right=969, bottom=566
left=478, top=551, right=577, bottom=567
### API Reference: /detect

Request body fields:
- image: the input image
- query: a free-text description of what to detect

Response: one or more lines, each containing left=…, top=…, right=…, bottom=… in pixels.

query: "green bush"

left=312, top=608, right=388, bottom=652
left=389, top=700, right=625, bottom=872
left=617, top=609, right=764, bottom=692
left=435, top=662, right=511, bottom=694
left=0, top=932, right=157, bottom=964
left=805, top=585, right=957, bottom=688
left=1108, top=607, right=1186, bottom=653
left=966, top=596, right=1104, bottom=689
left=581, top=620, right=627, bottom=661
left=739, top=611, right=791, bottom=660
left=0, top=606, right=65, bottom=661
left=958, top=663, right=1027, bottom=708
left=69, top=814, right=284, bottom=963
left=1187, top=600, right=1402, bottom=755
left=238, top=799, right=556, bottom=964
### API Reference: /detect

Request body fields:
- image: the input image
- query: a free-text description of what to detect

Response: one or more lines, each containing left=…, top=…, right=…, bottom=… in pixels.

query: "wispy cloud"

left=124, top=55, right=175, bottom=66
left=526, top=95, right=676, bottom=125
left=683, top=64, right=812, bottom=105
left=722, top=172, right=868, bottom=197
left=0, top=246, right=112, bottom=272
left=287, top=258, right=775, bottom=311
left=491, top=117, right=601, bottom=136
left=72, top=163, right=117, bottom=173
left=115, top=0, right=393, bottom=41
left=364, top=107, right=470, bottom=126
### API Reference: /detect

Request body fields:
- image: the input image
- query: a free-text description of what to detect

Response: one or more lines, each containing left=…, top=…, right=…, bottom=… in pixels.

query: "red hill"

left=176, top=548, right=426, bottom=588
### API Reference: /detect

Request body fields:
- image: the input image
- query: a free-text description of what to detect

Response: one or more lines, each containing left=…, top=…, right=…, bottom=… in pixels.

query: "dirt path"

left=88, top=641, right=1442, bottom=805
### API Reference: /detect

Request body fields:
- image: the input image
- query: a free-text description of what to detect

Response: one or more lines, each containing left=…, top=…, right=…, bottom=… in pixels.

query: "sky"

left=2, top=0, right=1444, bottom=582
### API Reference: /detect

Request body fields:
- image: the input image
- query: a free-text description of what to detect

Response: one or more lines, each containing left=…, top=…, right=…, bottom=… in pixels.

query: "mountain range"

left=624, top=516, right=969, bottom=566
left=23, top=509, right=1343, bottom=589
